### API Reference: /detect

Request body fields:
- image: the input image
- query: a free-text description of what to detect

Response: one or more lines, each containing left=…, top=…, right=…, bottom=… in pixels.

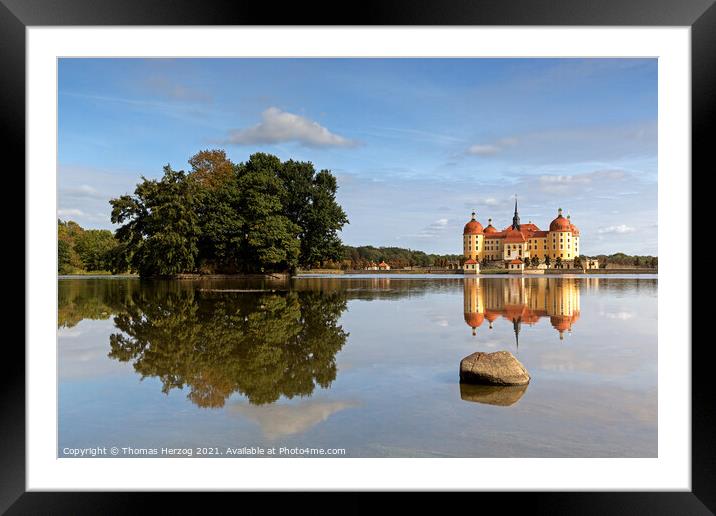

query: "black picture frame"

left=4, top=0, right=707, bottom=512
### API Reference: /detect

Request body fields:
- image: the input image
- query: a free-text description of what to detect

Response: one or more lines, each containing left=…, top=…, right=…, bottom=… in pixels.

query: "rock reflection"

left=459, top=383, right=528, bottom=406
left=102, top=284, right=348, bottom=408
left=464, top=277, right=581, bottom=344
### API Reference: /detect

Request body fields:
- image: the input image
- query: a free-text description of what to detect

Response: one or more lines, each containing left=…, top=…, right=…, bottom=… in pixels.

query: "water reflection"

left=459, top=383, right=528, bottom=406
left=70, top=282, right=350, bottom=408
left=463, top=277, right=580, bottom=345
left=58, top=276, right=657, bottom=457
left=58, top=276, right=648, bottom=411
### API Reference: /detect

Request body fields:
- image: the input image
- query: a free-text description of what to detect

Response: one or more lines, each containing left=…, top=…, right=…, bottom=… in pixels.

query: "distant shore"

left=296, top=268, right=658, bottom=276
left=58, top=268, right=658, bottom=280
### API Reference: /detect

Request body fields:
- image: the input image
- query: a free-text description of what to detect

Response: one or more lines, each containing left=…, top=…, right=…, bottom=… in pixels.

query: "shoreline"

left=58, top=268, right=657, bottom=280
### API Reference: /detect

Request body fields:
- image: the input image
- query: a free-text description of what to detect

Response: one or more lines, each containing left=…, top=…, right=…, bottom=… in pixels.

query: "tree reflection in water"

left=106, top=285, right=348, bottom=408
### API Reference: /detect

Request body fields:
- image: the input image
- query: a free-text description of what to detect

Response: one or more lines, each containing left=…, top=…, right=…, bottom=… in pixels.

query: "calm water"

left=58, top=275, right=657, bottom=458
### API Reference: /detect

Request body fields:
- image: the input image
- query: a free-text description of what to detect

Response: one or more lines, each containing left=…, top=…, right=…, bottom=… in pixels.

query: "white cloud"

left=466, top=137, right=517, bottom=156
left=413, top=218, right=450, bottom=238
left=223, top=107, right=357, bottom=148
left=58, top=208, right=86, bottom=218
left=535, top=170, right=627, bottom=194
left=598, top=224, right=636, bottom=234
left=467, top=144, right=501, bottom=156
left=540, top=170, right=625, bottom=184
left=62, top=184, right=105, bottom=200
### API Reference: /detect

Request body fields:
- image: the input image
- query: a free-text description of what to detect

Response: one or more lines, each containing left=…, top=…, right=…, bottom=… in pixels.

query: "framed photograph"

left=6, top=0, right=709, bottom=511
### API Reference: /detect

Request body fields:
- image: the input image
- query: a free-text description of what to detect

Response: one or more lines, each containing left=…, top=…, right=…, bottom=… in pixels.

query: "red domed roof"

left=485, top=311, right=500, bottom=322
left=550, top=315, right=572, bottom=332
left=464, top=312, right=485, bottom=328
left=463, top=212, right=484, bottom=235
left=483, top=218, right=497, bottom=233
left=549, top=209, right=571, bottom=232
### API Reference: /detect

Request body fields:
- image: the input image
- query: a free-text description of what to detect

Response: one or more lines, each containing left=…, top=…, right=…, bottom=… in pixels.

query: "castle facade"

left=463, top=200, right=580, bottom=268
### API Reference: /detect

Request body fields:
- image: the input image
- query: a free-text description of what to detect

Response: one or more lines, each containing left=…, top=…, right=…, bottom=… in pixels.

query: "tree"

left=58, top=238, right=72, bottom=274
left=75, top=229, right=118, bottom=271
left=544, top=255, right=551, bottom=268
left=110, top=166, right=200, bottom=277
left=193, top=165, right=245, bottom=273
left=58, top=219, right=86, bottom=273
left=531, top=255, right=539, bottom=267
left=634, top=256, right=640, bottom=267
left=237, top=155, right=301, bottom=272
left=555, top=256, right=563, bottom=269
left=573, top=255, right=582, bottom=269
left=276, top=158, right=348, bottom=268
left=188, top=149, right=235, bottom=189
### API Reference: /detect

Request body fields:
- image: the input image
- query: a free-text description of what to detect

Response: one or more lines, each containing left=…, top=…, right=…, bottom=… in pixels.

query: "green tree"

left=58, top=238, right=72, bottom=274
left=544, top=255, right=551, bottom=268
left=58, top=219, right=85, bottom=272
left=193, top=174, right=245, bottom=273
left=555, top=257, right=563, bottom=269
left=75, top=229, right=118, bottom=271
left=573, top=255, right=582, bottom=269
left=276, top=159, right=348, bottom=268
left=531, top=255, right=539, bottom=267
left=110, top=166, right=200, bottom=277
left=237, top=155, right=301, bottom=272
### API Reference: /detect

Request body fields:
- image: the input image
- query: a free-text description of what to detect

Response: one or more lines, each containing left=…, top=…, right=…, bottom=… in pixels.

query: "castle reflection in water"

left=463, top=277, right=584, bottom=344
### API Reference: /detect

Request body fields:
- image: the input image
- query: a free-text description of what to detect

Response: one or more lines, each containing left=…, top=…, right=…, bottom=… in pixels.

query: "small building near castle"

left=378, top=261, right=391, bottom=271
left=462, top=199, right=581, bottom=270
left=585, top=259, right=600, bottom=270
left=507, top=258, right=524, bottom=273
left=463, top=258, right=479, bottom=273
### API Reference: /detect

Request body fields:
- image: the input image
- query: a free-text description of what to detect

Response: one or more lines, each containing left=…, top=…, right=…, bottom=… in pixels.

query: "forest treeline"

left=58, top=219, right=121, bottom=274
left=337, top=245, right=463, bottom=270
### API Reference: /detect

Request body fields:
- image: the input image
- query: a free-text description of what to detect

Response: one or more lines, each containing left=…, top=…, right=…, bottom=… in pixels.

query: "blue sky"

left=58, top=58, right=657, bottom=255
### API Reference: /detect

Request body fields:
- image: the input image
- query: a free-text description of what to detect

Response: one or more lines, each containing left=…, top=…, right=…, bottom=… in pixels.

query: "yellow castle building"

left=463, top=277, right=581, bottom=342
left=462, top=199, right=580, bottom=270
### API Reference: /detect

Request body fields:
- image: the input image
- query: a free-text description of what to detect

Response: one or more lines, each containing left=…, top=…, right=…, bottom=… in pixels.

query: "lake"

left=58, top=274, right=657, bottom=458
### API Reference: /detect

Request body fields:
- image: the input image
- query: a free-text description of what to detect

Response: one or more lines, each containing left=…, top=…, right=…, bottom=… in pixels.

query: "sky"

left=58, top=58, right=657, bottom=255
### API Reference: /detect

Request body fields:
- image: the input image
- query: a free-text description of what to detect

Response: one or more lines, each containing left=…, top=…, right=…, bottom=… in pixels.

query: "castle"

left=462, top=199, right=580, bottom=271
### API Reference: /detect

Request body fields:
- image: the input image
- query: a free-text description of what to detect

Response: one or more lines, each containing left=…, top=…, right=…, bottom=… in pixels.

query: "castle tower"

left=463, top=211, right=484, bottom=263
